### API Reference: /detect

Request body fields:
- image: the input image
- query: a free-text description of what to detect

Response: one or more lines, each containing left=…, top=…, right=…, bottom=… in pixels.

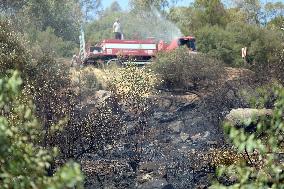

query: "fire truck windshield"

left=178, top=38, right=196, bottom=51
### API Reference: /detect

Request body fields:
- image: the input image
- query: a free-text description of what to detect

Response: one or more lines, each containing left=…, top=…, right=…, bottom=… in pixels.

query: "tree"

left=264, top=2, right=284, bottom=20
left=24, top=0, right=81, bottom=41
left=129, top=0, right=169, bottom=11
left=234, top=0, right=262, bottom=25
left=264, top=2, right=284, bottom=29
left=194, top=0, right=228, bottom=26
left=1, top=0, right=82, bottom=42
left=80, top=0, right=102, bottom=20
left=0, top=0, right=28, bottom=15
left=226, top=7, right=248, bottom=24
left=168, top=6, right=197, bottom=35
left=0, top=18, right=83, bottom=188
left=109, top=1, right=122, bottom=12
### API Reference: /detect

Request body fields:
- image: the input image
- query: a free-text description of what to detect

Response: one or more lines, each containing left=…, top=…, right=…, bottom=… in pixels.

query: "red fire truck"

left=81, top=35, right=196, bottom=66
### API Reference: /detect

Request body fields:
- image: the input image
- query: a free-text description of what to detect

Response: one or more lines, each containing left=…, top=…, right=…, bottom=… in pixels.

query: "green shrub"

left=0, top=71, right=83, bottom=188
left=152, top=47, right=224, bottom=90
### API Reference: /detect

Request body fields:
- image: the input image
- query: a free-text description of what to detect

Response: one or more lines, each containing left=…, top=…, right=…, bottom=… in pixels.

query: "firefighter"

left=113, top=18, right=122, bottom=40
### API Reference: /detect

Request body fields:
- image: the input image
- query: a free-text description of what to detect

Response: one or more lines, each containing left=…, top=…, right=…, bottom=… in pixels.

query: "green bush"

left=0, top=71, right=83, bottom=188
left=152, top=47, right=224, bottom=90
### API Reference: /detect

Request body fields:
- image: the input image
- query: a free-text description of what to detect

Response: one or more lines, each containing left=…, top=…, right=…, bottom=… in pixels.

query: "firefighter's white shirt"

left=113, top=21, right=121, bottom=33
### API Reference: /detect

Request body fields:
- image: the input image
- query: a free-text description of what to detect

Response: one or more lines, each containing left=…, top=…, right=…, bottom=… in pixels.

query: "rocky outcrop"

left=224, top=108, right=273, bottom=126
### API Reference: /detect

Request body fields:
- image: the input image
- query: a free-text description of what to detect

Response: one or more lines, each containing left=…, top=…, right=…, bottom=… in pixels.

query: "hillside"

left=0, top=0, right=283, bottom=188
left=65, top=64, right=261, bottom=188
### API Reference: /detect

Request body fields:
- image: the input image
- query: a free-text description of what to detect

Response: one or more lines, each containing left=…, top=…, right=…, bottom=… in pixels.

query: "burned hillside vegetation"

left=0, top=0, right=284, bottom=188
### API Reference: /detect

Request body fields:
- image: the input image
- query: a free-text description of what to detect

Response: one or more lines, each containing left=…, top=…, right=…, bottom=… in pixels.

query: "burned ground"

left=63, top=64, right=260, bottom=189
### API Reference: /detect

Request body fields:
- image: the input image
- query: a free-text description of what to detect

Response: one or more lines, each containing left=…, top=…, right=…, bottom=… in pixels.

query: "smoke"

left=123, top=7, right=183, bottom=42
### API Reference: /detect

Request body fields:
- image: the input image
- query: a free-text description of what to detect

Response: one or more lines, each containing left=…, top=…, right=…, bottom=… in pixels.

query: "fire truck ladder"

left=79, top=28, right=86, bottom=63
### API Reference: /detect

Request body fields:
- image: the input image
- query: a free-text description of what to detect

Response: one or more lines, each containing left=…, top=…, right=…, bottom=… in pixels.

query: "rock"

left=153, top=112, right=178, bottom=123
left=138, top=179, right=169, bottom=189
left=175, top=102, right=197, bottom=112
left=206, top=141, right=218, bottom=146
left=137, top=173, right=153, bottom=183
left=156, top=98, right=173, bottom=110
left=225, top=108, right=273, bottom=126
left=228, top=175, right=238, bottom=183
left=203, top=131, right=210, bottom=138
left=180, top=132, right=190, bottom=142
left=191, top=133, right=202, bottom=142
left=168, top=121, right=183, bottom=133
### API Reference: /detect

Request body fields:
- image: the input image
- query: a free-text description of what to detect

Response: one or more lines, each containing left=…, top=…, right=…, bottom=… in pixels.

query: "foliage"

left=152, top=47, right=224, bottom=90
left=0, top=71, right=83, bottom=188
left=264, top=2, right=284, bottom=27
left=168, top=7, right=196, bottom=36
left=239, top=0, right=262, bottom=25
left=267, top=16, right=284, bottom=30
left=107, top=66, right=157, bottom=99
left=1, top=0, right=81, bottom=59
left=0, top=19, right=30, bottom=75
left=107, top=65, right=156, bottom=115
left=80, top=0, right=102, bottom=20
left=195, top=25, right=237, bottom=65
left=33, top=27, right=77, bottom=58
left=212, top=86, right=284, bottom=188
left=268, top=40, right=284, bottom=85
left=129, top=0, right=169, bottom=11
left=194, top=0, right=228, bottom=26
left=22, top=0, right=81, bottom=41
left=195, top=22, right=283, bottom=67
left=107, top=1, right=122, bottom=12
